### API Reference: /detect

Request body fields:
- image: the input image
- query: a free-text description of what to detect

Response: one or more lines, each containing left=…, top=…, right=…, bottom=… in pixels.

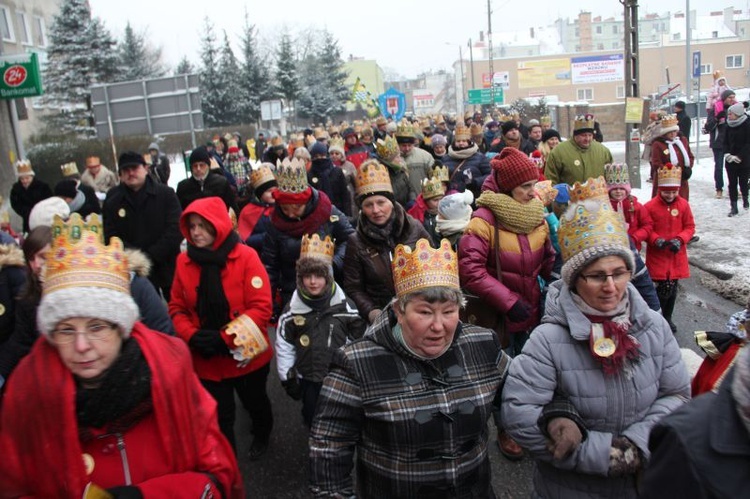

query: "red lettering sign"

left=3, top=65, right=27, bottom=87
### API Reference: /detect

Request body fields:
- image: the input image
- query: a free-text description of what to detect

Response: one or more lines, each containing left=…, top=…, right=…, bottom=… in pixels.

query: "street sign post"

left=467, top=88, right=504, bottom=105
left=0, top=52, right=43, bottom=99
left=692, top=51, right=701, bottom=79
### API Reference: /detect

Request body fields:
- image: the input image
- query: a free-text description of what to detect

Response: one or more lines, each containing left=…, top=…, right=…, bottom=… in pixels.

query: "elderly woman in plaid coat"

left=309, top=239, right=512, bottom=498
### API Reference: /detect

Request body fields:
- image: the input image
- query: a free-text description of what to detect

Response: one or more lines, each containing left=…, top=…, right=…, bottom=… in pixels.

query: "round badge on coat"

left=82, top=453, right=95, bottom=475
left=671, top=209, right=679, bottom=217
left=293, top=315, right=306, bottom=326
left=299, top=334, right=310, bottom=347
left=312, top=177, right=318, bottom=183
left=574, top=160, right=581, bottom=166
left=118, top=208, right=126, bottom=218
left=251, top=276, right=263, bottom=289
left=664, top=149, right=670, bottom=155
left=0, top=303, right=5, bottom=316
left=593, top=337, right=616, bottom=357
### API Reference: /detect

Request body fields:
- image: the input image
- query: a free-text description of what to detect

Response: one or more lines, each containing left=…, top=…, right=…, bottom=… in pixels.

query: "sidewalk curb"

left=689, top=256, right=733, bottom=281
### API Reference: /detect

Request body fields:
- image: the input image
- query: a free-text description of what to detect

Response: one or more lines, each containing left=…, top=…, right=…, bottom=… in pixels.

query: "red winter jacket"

left=170, top=197, right=273, bottom=381
left=0, top=325, right=243, bottom=498
left=407, top=194, right=429, bottom=223
left=609, top=195, right=654, bottom=250
left=644, top=195, right=695, bottom=280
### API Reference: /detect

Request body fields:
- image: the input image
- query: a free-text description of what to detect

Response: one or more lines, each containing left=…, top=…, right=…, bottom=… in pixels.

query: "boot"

left=497, top=430, right=524, bottom=461
left=728, top=203, right=739, bottom=217
left=744, top=197, right=749, bottom=210
left=716, top=190, right=723, bottom=199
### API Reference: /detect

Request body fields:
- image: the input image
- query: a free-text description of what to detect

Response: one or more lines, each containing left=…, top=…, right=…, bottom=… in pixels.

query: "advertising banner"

left=517, top=58, right=570, bottom=89
left=571, top=54, right=624, bottom=84
left=0, top=52, right=43, bottom=99
left=482, top=71, right=510, bottom=89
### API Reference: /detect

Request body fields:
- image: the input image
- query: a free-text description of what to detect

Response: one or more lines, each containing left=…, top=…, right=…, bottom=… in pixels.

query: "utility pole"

left=623, top=0, right=641, bottom=188
left=458, top=44, right=465, bottom=116
left=468, top=38, right=476, bottom=90
left=487, top=0, right=494, bottom=111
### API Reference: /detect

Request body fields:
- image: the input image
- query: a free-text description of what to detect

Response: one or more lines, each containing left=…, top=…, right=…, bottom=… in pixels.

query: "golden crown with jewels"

left=534, top=180, right=559, bottom=206
left=568, top=175, right=609, bottom=203
left=300, top=233, right=335, bottom=263
left=432, top=165, right=449, bottom=183
left=51, top=212, right=103, bottom=241
left=329, top=136, right=345, bottom=151
left=657, top=163, right=682, bottom=189
left=15, top=159, right=34, bottom=177
left=392, top=238, right=460, bottom=297
left=395, top=121, right=416, bottom=139
left=660, top=115, right=678, bottom=129
left=603, top=163, right=630, bottom=188
left=422, top=176, right=446, bottom=200
left=375, top=135, right=400, bottom=162
left=453, top=124, right=471, bottom=141
left=249, top=163, right=276, bottom=189
left=43, top=217, right=129, bottom=297
left=275, top=157, right=308, bottom=193
left=574, top=114, right=595, bottom=132
left=60, top=162, right=80, bottom=177
left=540, top=115, right=552, bottom=125
left=356, top=159, right=393, bottom=198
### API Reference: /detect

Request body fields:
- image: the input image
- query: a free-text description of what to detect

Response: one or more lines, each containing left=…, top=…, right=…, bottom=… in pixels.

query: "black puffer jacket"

left=176, top=170, right=238, bottom=213
left=10, top=178, right=53, bottom=233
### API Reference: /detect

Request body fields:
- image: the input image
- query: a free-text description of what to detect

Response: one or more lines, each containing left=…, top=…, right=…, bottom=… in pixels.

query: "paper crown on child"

left=603, top=163, right=631, bottom=193
left=300, top=233, right=335, bottom=264
left=15, top=160, right=34, bottom=177
left=375, top=135, right=400, bottom=162
left=275, top=157, right=308, bottom=193
left=558, top=177, right=633, bottom=286
left=392, top=238, right=460, bottom=297
left=356, top=159, right=393, bottom=199
left=249, top=163, right=276, bottom=189
left=453, top=124, right=471, bottom=141
left=534, top=180, right=559, bottom=206
left=60, top=162, right=79, bottom=177
left=657, top=163, right=682, bottom=190
left=421, top=176, right=446, bottom=200
left=432, top=165, right=449, bottom=183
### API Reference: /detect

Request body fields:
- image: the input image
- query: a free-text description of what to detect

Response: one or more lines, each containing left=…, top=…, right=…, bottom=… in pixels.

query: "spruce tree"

left=274, top=32, right=299, bottom=118
left=297, top=31, right=348, bottom=123
left=215, top=30, right=242, bottom=126
left=116, top=22, right=166, bottom=81
left=175, top=56, right=195, bottom=75
left=318, top=30, right=349, bottom=117
left=237, top=14, right=264, bottom=124
left=199, top=18, right=222, bottom=127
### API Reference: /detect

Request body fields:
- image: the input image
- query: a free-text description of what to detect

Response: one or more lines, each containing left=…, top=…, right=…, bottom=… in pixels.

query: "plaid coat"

left=309, top=306, right=511, bottom=498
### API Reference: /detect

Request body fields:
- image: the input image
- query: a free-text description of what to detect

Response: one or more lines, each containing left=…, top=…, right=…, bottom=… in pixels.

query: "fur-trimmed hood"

left=0, top=243, right=26, bottom=270
left=125, top=248, right=152, bottom=277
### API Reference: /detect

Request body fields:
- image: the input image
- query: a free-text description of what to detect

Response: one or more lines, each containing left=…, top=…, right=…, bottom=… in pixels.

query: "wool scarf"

left=271, top=190, right=333, bottom=238
left=188, top=231, right=240, bottom=329
left=731, top=347, right=750, bottom=435
left=447, top=143, right=479, bottom=160
left=666, top=137, right=690, bottom=166
left=436, top=211, right=471, bottom=237
left=476, top=192, right=546, bottom=234
left=358, top=202, right=406, bottom=248
left=502, top=136, right=521, bottom=150
left=727, top=113, right=748, bottom=128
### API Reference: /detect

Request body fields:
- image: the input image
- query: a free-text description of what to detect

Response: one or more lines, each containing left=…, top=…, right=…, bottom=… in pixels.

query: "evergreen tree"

left=199, top=18, right=222, bottom=127
left=274, top=32, right=299, bottom=116
left=318, top=30, right=349, bottom=116
left=237, top=13, right=265, bottom=124
left=175, top=56, right=195, bottom=75
left=42, top=0, right=118, bottom=135
left=215, top=30, right=242, bottom=126
left=297, top=31, right=348, bottom=123
left=116, top=22, right=166, bottom=81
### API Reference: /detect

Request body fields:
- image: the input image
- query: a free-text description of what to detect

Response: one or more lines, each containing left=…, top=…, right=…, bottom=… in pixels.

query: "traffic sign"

left=692, top=51, right=701, bottom=79
left=0, top=52, right=43, bottom=99
left=467, top=88, right=504, bottom=105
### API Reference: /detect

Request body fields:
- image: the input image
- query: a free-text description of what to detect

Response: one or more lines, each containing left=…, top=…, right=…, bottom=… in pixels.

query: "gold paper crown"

left=44, top=224, right=130, bottom=297
left=432, top=165, right=449, bottom=183
left=395, top=121, right=415, bottom=139
left=534, top=180, right=559, bottom=206
left=392, top=238, right=460, bottom=297
left=469, top=123, right=483, bottom=136
left=375, top=136, right=400, bottom=161
left=603, top=163, right=630, bottom=188
left=51, top=213, right=103, bottom=241
left=270, top=136, right=284, bottom=147
left=660, top=114, right=678, bottom=128
left=15, top=160, right=33, bottom=177
left=419, top=118, right=432, bottom=130
left=453, top=124, right=471, bottom=141
left=313, top=127, right=328, bottom=140
left=275, top=157, right=308, bottom=193
left=657, top=163, right=682, bottom=189
left=300, top=233, right=335, bottom=263
left=329, top=137, right=345, bottom=151
left=249, top=163, right=276, bottom=189
left=421, top=176, right=446, bottom=200
left=568, top=176, right=609, bottom=203
left=60, top=162, right=79, bottom=177
left=557, top=181, right=630, bottom=263
left=540, top=115, right=552, bottom=125
left=356, top=160, right=393, bottom=198
left=328, top=125, right=340, bottom=135
left=574, top=114, right=595, bottom=131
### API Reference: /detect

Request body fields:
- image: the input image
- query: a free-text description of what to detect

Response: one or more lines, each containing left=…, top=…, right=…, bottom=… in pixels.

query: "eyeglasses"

left=51, top=322, right=117, bottom=344
left=579, top=271, right=631, bottom=285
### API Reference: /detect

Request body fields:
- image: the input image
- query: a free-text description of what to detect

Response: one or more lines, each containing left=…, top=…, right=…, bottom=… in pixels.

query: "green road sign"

left=0, top=52, right=43, bottom=100
left=467, top=87, right=504, bottom=105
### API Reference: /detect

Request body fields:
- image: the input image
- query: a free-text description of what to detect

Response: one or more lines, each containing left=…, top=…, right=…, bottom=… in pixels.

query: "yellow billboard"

left=517, top=58, right=571, bottom=89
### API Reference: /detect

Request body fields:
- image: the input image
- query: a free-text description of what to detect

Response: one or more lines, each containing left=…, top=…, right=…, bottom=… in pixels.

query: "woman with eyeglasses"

left=501, top=178, right=689, bottom=499
left=0, top=230, right=243, bottom=498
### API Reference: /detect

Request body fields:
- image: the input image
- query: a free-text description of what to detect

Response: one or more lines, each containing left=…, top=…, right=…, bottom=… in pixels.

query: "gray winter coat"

left=501, top=280, right=690, bottom=499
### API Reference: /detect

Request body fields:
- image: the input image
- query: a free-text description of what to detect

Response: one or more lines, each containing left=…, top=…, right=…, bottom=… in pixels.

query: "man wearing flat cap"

left=544, top=115, right=613, bottom=185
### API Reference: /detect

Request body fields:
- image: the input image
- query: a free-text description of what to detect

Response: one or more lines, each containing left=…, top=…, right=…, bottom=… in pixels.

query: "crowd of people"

left=0, top=102, right=748, bottom=498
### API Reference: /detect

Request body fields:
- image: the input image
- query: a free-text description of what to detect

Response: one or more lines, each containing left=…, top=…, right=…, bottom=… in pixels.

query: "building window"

left=575, top=45, right=581, bottom=52
left=700, top=63, right=713, bottom=75
left=612, top=25, right=618, bottom=34
left=33, top=16, right=47, bottom=47
left=0, top=6, right=15, bottom=41
left=597, top=43, right=604, bottom=50
left=15, top=12, right=31, bottom=45
left=673, top=32, right=681, bottom=41
left=577, top=88, right=594, bottom=101
left=616, top=86, right=625, bottom=99
left=575, top=28, right=580, bottom=37
left=726, top=54, right=744, bottom=68
left=612, top=41, right=620, bottom=49
left=712, top=31, right=718, bottom=38
left=596, top=26, right=602, bottom=34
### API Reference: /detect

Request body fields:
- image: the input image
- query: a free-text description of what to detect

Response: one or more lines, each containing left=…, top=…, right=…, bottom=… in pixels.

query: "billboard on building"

left=571, top=54, right=624, bottom=84
left=482, top=71, right=510, bottom=89
left=517, top=59, right=571, bottom=89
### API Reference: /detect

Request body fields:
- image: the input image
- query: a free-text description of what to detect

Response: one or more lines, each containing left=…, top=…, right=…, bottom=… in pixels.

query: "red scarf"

left=586, top=314, right=641, bottom=376
left=270, top=189, right=333, bottom=238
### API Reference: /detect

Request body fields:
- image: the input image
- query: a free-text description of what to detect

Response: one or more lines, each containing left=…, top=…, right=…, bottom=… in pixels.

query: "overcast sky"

left=88, top=0, right=737, bottom=78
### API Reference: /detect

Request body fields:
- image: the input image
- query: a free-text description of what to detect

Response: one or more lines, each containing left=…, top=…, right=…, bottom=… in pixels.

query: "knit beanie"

left=189, top=146, right=212, bottom=165
left=728, top=102, right=746, bottom=116
left=438, top=191, right=474, bottom=220
left=310, top=141, right=329, bottom=157
left=430, top=134, right=447, bottom=147
left=54, top=179, right=78, bottom=199
left=501, top=120, right=519, bottom=135
left=29, top=197, right=71, bottom=230
left=491, top=147, right=539, bottom=194
left=553, top=183, right=570, bottom=204
left=542, top=129, right=562, bottom=143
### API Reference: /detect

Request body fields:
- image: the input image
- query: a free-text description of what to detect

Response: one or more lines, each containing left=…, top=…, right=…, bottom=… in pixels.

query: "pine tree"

left=297, top=31, right=348, bottom=123
left=274, top=32, right=299, bottom=116
left=116, top=22, right=166, bottom=81
left=237, top=13, right=265, bottom=124
left=175, top=56, right=195, bottom=75
left=199, top=18, right=222, bottom=127
left=42, top=0, right=118, bottom=135
left=215, top=30, right=242, bottom=126
left=318, top=30, right=349, bottom=117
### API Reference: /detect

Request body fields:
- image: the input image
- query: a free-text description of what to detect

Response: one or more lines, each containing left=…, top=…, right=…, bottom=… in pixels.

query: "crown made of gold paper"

left=540, top=115, right=552, bottom=125
left=328, top=125, right=340, bottom=135
left=432, top=165, right=449, bottom=183
left=15, top=160, right=34, bottom=177
left=395, top=121, right=415, bottom=139
left=574, top=114, right=595, bottom=131
left=60, top=162, right=79, bottom=177
left=291, top=134, right=305, bottom=149
left=422, top=176, right=446, bottom=200
left=51, top=213, right=104, bottom=242
left=329, top=137, right=345, bottom=151
left=534, top=180, right=559, bottom=206
left=657, top=163, right=682, bottom=188
left=392, top=238, right=459, bottom=297
left=356, top=160, right=393, bottom=197
left=275, top=157, right=308, bottom=193
left=375, top=136, right=400, bottom=161
left=469, top=123, right=483, bottom=136
left=300, top=233, right=335, bottom=263
left=43, top=226, right=130, bottom=296
left=603, top=163, right=630, bottom=187
left=270, top=135, right=284, bottom=147
left=660, top=114, right=678, bottom=128
left=453, top=124, right=471, bottom=141
left=568, top=176, right=609, bottom=203
left=313, top=127, right=328, bottom=140
left=249, top=163, right=276, bottom=189
left=558, top=198, right=630, bottom=263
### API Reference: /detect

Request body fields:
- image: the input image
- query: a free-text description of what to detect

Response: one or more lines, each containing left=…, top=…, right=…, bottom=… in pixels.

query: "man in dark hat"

left=544, top=115, right=613, bottom=185
left=673, top=101, right=691, bottom=139
left=176, top=146, right=237, bottom=213
left=489, top=120, right=536, bottom=155
left=103, top=151, right=182, bottom=300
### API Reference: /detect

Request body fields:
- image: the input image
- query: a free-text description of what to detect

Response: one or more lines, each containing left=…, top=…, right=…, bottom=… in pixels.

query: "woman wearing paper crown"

left=342, top=160, right=430, bottom=324
left=310, top=238, right=513, bottom=498
left=442, top=123, right=492, bottom=201
left=501, top=176, right=689, bottom=499
left=169, top=196, right=275, bottom=459
left=650, top=114, right=694, bottom=200
left=0, top=227, right=243, bottom=498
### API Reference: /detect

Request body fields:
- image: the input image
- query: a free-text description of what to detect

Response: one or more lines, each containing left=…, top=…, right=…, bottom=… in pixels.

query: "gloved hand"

left=188, top=329, right=230, bottom=358
left=282, top=378, right=303, bottom=401
left=667, top=238, right=682, bottom=253
left=608, top=436, right=642, bottom=477
left=654, top=238, right=667, bottom=249
left=507, top=299, right=533, bottom=323
left=106, top=486, right=144, bottom=499
left=546, top=417, right=583, bottom=461
left=727, top=154, right=742, bottom=163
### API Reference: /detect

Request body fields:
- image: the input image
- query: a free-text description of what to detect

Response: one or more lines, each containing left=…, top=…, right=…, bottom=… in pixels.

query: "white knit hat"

left=29, top=197, right=70, bottom=230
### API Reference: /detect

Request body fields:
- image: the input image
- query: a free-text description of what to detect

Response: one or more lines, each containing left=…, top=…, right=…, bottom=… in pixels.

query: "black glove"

left=188, top=329, right=230, bottom=358
left=282, top=378, right=302, bottom=401
left=106, top=486, right=144, bottom=499
left=654, top=238, right=667, bottom=249
left=667, top=238, right=682, bottom=253
left=507, top=299, right=533, bottom=323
